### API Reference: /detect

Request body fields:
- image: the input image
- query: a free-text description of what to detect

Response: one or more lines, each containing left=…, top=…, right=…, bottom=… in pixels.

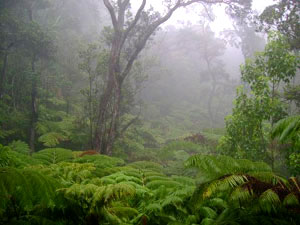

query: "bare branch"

left=120, top=0, right=242, bottom=81
left=123, top=0, right=147, bottom=37
left=200, top=2, right=214, bottom=21
left=103, top=0, right=118, bottom=30
left=117, top=107, right=141, bottom=138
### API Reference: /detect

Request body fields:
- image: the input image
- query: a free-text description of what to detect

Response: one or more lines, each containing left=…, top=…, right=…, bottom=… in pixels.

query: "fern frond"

left=42, top=162, right=96, bottom=185
left=32, top=148, right=73, bottom=165
left=204, top=175, right=248, bottom=198
left=146, top=180, right=182, bottom=189
left=0, top=144, right=12, bottom=167
left=103, top=172, right=142, bottom=185
left=199, top=206, right=217, bottom=219
left=145, top=175, right=169, bottom=183
left=74, top=154, right=124, bottom=177
left=208, top=198, right=228, bottom=210
left=91, top=183, right=136, bottom=207
left=143, top=171, right=166, bottom=177
left=0, top=167, right=61, bottom=216
left=145, top=203, right=162, bottom=212
left=259, top=189, right=280, bottom=213
left=161, top=196, right=183, bottom=208
left=230, top=187, right=253, bottom=204
left=109, top=206, right=138, bottom=219
left=248, top=171, right=287, bottom=186
left=128, top=161, right=163, bottom=172
left=200, top=217, right=214, bottom=225
left=283, top=193, right=299, bottom=206
left=272, top=115, right=300, bottom=142
left=171, top=175, right=195, bottom=186
left=38, top=132, right=68, bottom=147
left=9, top=140, right=30, bottom=155
left=186, top=154, right=271, bottom=181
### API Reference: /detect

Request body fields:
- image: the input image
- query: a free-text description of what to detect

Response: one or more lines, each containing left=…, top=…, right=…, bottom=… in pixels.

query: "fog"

left=0, top=0, right=298, bottom=147
left=2, top=1, right=300, bottom=223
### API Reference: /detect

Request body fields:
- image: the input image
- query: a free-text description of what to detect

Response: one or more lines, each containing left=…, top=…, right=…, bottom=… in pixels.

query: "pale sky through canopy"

left=131, top=0, right=276, bottom=31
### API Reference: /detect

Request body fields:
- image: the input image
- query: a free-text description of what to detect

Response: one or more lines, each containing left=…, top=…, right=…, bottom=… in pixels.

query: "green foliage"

left=288, top=153, right=300, bottom=176
left=0, top=144, right=38, bottom=168
left=258, top=0, right=300, bottom=50
left=1, top=144, right=300, bottom=225
left=284, top=84, right=300, bottom=110
left=0, top=167, right=62, bottom=223
left=37, top=102, right=77, bottom=148
left=187, top=154, right=300, bottom=225
left=185, top=154, right=271, bottom=181
left=127, top=161, right=163, bottom=172
left=220, top=33, right=299, bottom=161
left=36, top=162, right=96, bottom=186
left=272, top=115, right=300, bottom=146
left=0, top=144, right=11, bottom=167
left=32, top=148, right=73, bottom=165
left=74, top=154, right=124, bottom=168
left=9, top=140, right=30, bottom=155
left=74, top=154, right=125, bottom=177
left=271, top=115, right=300, bottom=175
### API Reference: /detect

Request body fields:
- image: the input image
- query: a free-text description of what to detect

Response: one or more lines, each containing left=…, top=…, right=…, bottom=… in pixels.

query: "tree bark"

left=0, top=52, right=9, bottom=98
left=89, top=74, right=94, bottom=149
left=0, top=43, right=13, bottom=98
left=29, top=56, right=38, bottom=154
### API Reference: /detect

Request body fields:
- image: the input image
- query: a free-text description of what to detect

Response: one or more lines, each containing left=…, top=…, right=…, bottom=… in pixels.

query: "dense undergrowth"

left=1, top=138, right=299, bottom=225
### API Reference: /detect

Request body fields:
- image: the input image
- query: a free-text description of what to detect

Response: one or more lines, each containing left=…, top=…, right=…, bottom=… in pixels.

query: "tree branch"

left=123, top=0, right=147, bottom=40
left=120, top=0, right=245, bottom=82
left=117, top=107, right=141, bottom=138
left=103, top=0, right=118, bottom=30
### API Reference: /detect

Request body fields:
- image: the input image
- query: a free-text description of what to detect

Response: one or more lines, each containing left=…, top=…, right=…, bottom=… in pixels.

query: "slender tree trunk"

left=89, top=76, right=94, bottom=149
left=205, top=58, right=216, bottom=130
left=29, top=56, right=38, bottom=154
left=270, top=81, right=276, bottom=171
left=0, top=51, right=9, bottom=98
left=207, top=80, right=216, bottom=130
left=105, top=83, right=121, bottom=155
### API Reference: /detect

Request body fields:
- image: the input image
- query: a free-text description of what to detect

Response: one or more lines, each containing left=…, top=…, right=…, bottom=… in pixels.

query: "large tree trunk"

left=93, top=56, right=122, bottom=154
left=93, top=0, right=183, bottom=154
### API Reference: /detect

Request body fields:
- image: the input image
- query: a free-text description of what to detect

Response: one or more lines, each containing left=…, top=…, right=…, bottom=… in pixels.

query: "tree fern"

left=0, top=167, right=62, bottom=223
left=32, top=148, right=73, bottom=165
left=127, top=161, right=163, bottom=172
left=1, top=144, right=40, bottom=168
left=38, top=132, right=68, bottom=148
left=36, top=103, right=77, bottom=148
left=9, top=140, right=30, bottom=155
left=74, top=154, right=125, bottom=177
left=187, top=154, right=300, bottom=225
left=146, top=180, right=182, bottom=189
left=185, top=154, right=272, bottom=182
left=0, top=144, right=11, bottom=167
left=34, top=162, right=96, bottom=186
left=271, top=115, right=300, bottom=144
left=59, top=182, right=136, bottom=224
